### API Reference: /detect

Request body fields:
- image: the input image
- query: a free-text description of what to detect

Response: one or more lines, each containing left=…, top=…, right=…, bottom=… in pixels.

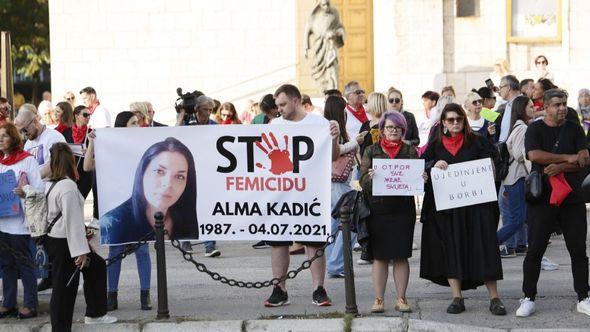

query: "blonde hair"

left=129, top=102, right=149, bottom=121
left=366, top=92, right=388, bottom=119
left=494, top=58, right=511, bottom=75
left=463, top=91, right=482, bottom=110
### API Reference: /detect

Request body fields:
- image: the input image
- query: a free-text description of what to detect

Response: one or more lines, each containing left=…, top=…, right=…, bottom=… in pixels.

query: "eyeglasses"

left=444, top=117, right=464, bottom=124
left=472, top=100, right=482, bottom=106
left=388, top=98, right=401, bottom=104
left=384, top=125, right=402, bottom=132
left=536, top=61, right=548, bottom=65
left=498, top=84, right=508, bottom=90
left=353, top=89, right=365, bottom=95
left=81, top=113, right=91, bottom=118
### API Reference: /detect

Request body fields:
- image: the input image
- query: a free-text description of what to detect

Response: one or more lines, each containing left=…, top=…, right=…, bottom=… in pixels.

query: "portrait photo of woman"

left=100, top=137, right=199, bottom=244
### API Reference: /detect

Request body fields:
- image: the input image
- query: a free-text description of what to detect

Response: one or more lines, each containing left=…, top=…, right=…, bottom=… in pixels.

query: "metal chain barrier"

left=169, top=231, right=339, bottom=289
left=0, top=241, right=36, bottom=268
left=105, top=230, right=156, bottom=267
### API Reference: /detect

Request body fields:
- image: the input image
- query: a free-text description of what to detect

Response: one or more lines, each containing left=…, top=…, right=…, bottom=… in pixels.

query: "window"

left=457, top=0, right=480, bottom=17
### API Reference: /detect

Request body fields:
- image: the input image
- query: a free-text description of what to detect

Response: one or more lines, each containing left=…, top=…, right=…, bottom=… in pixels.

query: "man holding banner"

left=517, top=89, right=590, bottom=317
left=263, top=84, right=340, bottom=308
left=420, top=103, right=506, bottom=315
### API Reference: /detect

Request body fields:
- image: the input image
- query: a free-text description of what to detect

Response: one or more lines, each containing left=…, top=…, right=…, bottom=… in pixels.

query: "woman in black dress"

left=360, top=111, right=417, bottom=313
left=420, top=103, right=506, bottom=315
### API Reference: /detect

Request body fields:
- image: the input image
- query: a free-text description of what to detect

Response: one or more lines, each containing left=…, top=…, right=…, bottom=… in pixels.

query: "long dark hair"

left=132, top=137, right=198, bottom=239
left=437, top=103, right=474, bottom=143
left=49, top=143, right=79, bottom=181
left=56, top=101, right=74, bottom=127
left=324, top=96, right=349, bottom=143
left=508, top=96, right=531, bottom=136
left=114, top=111, right=136, bottom=128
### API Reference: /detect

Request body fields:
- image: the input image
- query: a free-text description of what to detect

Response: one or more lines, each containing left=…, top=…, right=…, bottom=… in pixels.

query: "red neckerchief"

left=72, top=124, right=87, bottom=144
left=346, top=104, right=369, bottom=123
left=55, top=122, right=69, bottom=134
left=88, top=100, right=100, bottom=114
left=380, top=138, right=402, bottom=159
left=442, top=133, right=464, bottom=156
left=0, top=150, right=32, bottom=166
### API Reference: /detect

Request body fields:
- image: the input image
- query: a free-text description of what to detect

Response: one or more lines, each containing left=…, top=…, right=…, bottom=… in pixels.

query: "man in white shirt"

left=14, top=106, right=66, bottom=179
left=497, top=75, right=521, bottom=143
left=343, top=80, right=368, bottom=140
left=80, top=87, right=112, bottom=128
left=264, top=84, right=340, bottom=308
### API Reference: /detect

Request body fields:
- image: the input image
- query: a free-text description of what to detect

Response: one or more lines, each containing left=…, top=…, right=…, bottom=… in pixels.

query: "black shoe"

left=140, top=290, right=152, bottom=310
left=205, top=248, right=221, bottom=257
left=264, top=286, right=290, bottom=307
left=515, top=245, right=528, bottom=256
left=0, top=307, right=17, bottom=319
left=252, top=241, right=270, bottom=249
left=446, top=297, right=465, bottom=314
left=107, top=291, right=118, bottom=311
left=312, top=286, right=332, bottom=306
left=37, top=277, right=52, bottom=292
left=17, top=309, right=37, bottom=319
left=489, top=298, right=507, bottom=315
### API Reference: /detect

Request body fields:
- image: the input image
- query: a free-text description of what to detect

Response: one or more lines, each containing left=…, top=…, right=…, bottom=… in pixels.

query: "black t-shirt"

left=525, top=119, right=587, bottom=204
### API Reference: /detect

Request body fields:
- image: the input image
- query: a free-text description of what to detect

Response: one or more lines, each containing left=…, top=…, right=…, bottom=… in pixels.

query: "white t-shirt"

left=89, top=104, right=112, bottom=128
left=24, top=127, right=66, bottom=169
left=468, top=117, right=486, bottom=132
left=0, top=156, right=44, bottom=235
left=271, top=112, right=328, bottom=125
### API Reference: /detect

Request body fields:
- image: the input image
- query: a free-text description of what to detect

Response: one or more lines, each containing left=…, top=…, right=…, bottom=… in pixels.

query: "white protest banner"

left=430, top=158, right=497, bottom=211
left=94, top=125, right=331, bottom=245
left=372, top=159, right=424, bottom=196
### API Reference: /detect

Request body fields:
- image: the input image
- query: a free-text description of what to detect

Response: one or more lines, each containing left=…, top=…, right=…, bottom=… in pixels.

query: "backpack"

left=23, top=181, right=62, bottom=239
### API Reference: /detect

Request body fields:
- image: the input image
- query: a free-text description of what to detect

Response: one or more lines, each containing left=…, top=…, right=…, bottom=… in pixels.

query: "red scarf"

left=221, top=118, right=233, bottom=125
left=0, top=150, right=32, bottom=166
left=88, top=100, right=100, bottom=114
left=72, top=124, right=87, bottom=144
left=380, top=138, right=402, bottom=159
left=346, top=104, right=369, bottom=123
left=55, top=122, right=69, bottom=134
left=442, top=133, right=464, bottom=156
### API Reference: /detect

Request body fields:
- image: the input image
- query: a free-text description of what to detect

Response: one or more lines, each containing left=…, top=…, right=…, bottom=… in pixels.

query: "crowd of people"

left=2, top=53, right=590, bottom=330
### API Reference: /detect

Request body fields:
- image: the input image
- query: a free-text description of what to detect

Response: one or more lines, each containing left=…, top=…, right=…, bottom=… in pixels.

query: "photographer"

left=175, top=95, right=216, bottom=126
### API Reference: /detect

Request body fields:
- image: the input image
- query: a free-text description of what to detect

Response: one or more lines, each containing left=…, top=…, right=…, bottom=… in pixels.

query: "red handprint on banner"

left=255, top=132, right=294, bottom=175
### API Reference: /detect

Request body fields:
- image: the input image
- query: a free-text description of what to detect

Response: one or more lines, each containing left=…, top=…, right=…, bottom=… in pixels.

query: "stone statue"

left=304, top=0, right=345, bottom=93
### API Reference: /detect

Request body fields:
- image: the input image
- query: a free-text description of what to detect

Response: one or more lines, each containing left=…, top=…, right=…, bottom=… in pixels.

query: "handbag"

left=524, top=125, right=565, bottom=203
left=331, top=151, right=355, bottom=182
left=24, top=181, right=62, bottom=244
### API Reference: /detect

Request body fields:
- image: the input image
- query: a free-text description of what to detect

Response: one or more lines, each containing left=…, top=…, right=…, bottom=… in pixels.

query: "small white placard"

left=372, top=159, right=425, bottom=196
left=430, top=158, right=497, bottom=211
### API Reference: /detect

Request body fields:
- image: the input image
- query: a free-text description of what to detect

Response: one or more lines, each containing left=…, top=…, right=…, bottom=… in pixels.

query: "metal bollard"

left=154, top=212, right=170, bottom=319
left=340, top=205, right=358, bottom=314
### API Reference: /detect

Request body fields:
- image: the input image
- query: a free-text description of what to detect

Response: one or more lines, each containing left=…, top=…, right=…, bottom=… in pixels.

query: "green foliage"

left=0, top=0, right=50, bottom=79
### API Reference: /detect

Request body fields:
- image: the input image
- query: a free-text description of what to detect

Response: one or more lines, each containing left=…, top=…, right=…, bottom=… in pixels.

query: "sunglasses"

left=472, top=100, right=482, bottom=106
left=384, top=125, right=402, bottom=132
left=66, top=97, right=75, bottom=101
left=353, top=89, right=365, bottom=95
left=388, top=98, right=401, bottom=104
left=19, top=119, right=34, bottom=134
left=81, top=113, right=91, bottom=118
left=445, top=117, right=464, bottom=124
left=220, top=112, right=232, bottom=118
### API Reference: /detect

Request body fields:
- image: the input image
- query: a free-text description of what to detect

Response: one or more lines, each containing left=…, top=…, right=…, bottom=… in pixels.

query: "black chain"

left=169, top=230, right=339, bottom=288
left=105, top=230, right=155, bottom=267
left=0, top=241, right=36, bottom=268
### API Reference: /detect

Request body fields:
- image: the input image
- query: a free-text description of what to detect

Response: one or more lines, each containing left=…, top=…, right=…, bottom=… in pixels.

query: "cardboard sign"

left=430, top=158, right=497, bottom=211
left=0, top=170, right=21, bottom=218
left=372, top=159, right=424, bottom=196
left=95, top=125, right=331, bottom=245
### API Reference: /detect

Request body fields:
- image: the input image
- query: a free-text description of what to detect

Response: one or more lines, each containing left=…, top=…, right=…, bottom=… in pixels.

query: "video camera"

left=174, top=88, right=204, bottom=114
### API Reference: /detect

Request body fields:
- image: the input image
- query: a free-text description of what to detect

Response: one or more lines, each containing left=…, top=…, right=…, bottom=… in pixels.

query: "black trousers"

left=46, top=237, right=107, bottom=332
left=523, top=203, right=589, bottom=301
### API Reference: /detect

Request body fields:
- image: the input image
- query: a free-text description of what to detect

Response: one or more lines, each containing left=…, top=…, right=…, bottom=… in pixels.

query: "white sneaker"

left=577, top=297, right=590, bottom=316
left=85, top=314, right=117, bottom=324
left=356, top=258, right=372, bottom=265
left=541, top=256, right=559, bottom=271
left=516, top=297, right=536, bottom=317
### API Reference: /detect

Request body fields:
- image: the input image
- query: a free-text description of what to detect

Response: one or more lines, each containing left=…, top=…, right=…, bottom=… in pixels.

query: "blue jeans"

left=204, top=241, right=216, bottom=251
left=497, top=178, right=528, bottom=248
left=0, top=232, right=37, bottom=309
left=107, top=243, right=151, bottom=292
left=325, top=182, right=356, bottom=275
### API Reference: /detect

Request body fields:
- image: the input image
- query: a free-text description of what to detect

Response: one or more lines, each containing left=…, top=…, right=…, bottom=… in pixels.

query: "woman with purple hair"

left=360, top=111, right=418, bottom=314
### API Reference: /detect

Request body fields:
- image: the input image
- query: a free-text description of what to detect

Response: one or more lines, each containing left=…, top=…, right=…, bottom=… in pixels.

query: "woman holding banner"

left=420, top=103, right=506, bottom=315
left=0, top=123, right=42, bottom=319
left=360, top=111, right=417, bottom=313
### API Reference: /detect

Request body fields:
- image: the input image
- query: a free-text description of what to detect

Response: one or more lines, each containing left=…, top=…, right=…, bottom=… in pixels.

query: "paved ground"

left=1, top=200, right=590, bottom=331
